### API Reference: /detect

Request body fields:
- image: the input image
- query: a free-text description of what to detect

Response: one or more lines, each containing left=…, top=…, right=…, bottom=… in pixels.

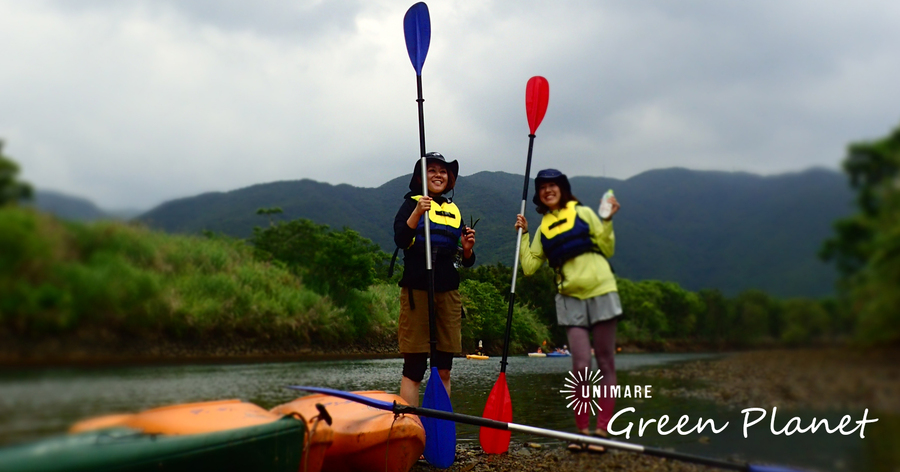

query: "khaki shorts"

left=398, top=288, right=462, bottom=353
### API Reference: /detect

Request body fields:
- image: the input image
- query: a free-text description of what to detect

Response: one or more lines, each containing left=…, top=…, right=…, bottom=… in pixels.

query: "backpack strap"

left=388, top=246, right=401, bottom=278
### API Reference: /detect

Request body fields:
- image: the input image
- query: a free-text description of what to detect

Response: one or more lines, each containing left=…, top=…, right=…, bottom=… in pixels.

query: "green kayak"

left=0, top=400, right=308, bottom=472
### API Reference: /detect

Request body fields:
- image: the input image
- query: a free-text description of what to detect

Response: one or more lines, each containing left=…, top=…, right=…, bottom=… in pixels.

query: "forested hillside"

left=138, top=167, right=854, bottom=298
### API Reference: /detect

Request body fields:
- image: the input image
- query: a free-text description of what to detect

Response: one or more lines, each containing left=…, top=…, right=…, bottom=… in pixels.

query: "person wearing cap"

left=513, top=168, right=621, bottom=452
left=394, top=152, right=476, bottom=407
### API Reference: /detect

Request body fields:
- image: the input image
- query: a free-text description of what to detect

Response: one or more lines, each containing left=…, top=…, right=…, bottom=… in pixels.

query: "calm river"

left=0, top=353, right=870, bottom=471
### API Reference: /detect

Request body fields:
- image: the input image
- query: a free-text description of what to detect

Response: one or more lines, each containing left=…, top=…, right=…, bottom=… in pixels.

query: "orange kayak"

left=69, top=399, right=333, bottom=472
left=271, top=390, right=425, bottom=472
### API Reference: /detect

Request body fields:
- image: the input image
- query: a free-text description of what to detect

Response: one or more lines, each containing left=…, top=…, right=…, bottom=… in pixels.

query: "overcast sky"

left=2, top=0, right=899, bottom=210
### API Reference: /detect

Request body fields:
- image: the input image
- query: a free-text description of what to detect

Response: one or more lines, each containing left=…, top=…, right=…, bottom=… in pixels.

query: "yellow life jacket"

left=409, top=195, right=463, bottom=255
left=539, top=201, right=599, bottom=268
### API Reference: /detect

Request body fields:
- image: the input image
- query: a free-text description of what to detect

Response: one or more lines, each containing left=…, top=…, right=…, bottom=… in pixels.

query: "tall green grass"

left=0, top=207, right=355, bottom=344
left=0, top=207, right=554, bottom=354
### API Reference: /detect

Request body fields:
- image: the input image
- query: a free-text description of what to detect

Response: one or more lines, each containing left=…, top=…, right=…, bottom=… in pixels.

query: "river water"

left=0, top=353, right=871, bottom=471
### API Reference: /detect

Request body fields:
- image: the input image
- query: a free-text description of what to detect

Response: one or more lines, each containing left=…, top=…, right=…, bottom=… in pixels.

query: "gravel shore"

left=631, top=347, right=900, bottom=413
left=410, top=347, right=900, bottom=472
left=412, top=442, right=723, bottom=472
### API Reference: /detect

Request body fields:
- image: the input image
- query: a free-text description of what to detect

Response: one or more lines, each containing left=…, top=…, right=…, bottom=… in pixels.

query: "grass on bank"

left=0, top=207, right=351, bottom=344
left=0, top=207, right=550, bottom=353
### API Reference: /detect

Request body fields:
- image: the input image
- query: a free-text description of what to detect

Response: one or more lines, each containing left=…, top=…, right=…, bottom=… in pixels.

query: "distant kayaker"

left=513, top=168, right=622, bottom=453
left=394, top=152, right=476, bottom=407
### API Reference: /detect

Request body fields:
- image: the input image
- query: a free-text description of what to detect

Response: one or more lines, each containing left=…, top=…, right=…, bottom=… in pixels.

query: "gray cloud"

left=2, top=0, right=899, bottom=210
left=49, top=0, right=364, bottom=41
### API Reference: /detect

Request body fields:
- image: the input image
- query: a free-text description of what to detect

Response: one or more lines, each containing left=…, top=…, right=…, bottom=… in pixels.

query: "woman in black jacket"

left=393, top=152, right=476, bottom=407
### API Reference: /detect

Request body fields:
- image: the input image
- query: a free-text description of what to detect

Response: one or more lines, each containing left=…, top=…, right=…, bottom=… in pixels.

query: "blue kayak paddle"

left=403, top=2, right=455, bottom=468
left=287, top=386, right=805, bottom=472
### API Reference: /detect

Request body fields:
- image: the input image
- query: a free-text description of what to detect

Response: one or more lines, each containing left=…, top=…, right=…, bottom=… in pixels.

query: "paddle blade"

left=479, top=372, right=513, bottom=454
left=525, top=76, right=549, bottom=134
left=422, top=367, right=456, bottom=468
left=403, top=2, right=431, bottom=75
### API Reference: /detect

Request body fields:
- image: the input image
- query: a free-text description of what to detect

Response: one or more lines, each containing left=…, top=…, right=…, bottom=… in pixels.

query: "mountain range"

left=31, top=190, right=144, bottom=221
left=132, top=167, right=854, bottom=299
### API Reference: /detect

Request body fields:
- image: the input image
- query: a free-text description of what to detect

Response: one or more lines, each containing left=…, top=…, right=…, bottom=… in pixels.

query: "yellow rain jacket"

left=519, top=201, right=617, bottom=299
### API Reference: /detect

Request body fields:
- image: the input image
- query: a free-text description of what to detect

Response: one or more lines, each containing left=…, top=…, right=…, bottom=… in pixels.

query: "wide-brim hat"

left=532, top=168, right=571, bottom=205
left=408, top=152, right=459, bottom=193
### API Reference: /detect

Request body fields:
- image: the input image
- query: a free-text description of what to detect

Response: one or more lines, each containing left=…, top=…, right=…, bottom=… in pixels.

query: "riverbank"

left=410, top=347, right=900, bottom=472
left=0, top=330, right=401, bottom=368
left=631, top=347, right=900, bottom=413
left=0, top=330, right=773, bottom=368
left=0, top=322, right=720, bottom=368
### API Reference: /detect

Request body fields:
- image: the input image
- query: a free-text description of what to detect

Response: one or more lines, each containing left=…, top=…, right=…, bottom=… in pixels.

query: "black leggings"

left=402, top=351, right=454, bottom=382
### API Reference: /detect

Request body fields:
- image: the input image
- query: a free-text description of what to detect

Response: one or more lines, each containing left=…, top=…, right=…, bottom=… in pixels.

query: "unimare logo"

left=559, top=368, right=654, bottom=413
left=559, top=367, right=604, bottom=414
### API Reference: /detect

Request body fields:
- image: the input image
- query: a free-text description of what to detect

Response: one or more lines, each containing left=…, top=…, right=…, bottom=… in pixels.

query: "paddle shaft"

left=394, top=402, right=750, bottom=471
left=499, top=133, right=536, bottom=372
left=416, top=76, right=426, bottom=159
left=414, top=75, right=438, bottom=362
left=288, top=387, right=796, bottom=472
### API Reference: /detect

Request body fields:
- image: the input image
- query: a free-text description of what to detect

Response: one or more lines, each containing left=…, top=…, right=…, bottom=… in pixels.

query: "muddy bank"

left=0, top=329, right=785, bottom=368
left=0, top=330, right=401, bottom=368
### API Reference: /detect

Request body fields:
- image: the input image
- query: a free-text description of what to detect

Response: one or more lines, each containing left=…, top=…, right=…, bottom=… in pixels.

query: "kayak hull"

left=272, top=390, right=425, bottom=472
left=466, top=354, right=489, bottom=360
left=528, top=352, right=547, bottom=357
left=0, top=400, right=310, bottom=472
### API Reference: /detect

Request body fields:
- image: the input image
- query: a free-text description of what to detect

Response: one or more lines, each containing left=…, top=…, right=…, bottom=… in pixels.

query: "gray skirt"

left=555, top=291, right=622, bottom=328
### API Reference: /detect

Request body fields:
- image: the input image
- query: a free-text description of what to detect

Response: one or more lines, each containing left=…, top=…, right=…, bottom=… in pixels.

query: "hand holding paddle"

left=479, top=76, right=550, bottom=455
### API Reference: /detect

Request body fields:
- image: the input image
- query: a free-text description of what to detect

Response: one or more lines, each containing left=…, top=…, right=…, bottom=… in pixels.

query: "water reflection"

left=0, top=354, right=712, bottom=446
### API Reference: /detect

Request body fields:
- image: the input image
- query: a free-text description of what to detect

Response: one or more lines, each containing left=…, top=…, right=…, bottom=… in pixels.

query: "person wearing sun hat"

left=393, top=152, right=476, bottom=408
left=513, top=168, right=622, bottom=453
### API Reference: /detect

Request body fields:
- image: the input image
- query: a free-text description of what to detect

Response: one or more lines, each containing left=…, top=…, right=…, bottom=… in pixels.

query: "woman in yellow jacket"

left=514, top=169, right=621, bottom=451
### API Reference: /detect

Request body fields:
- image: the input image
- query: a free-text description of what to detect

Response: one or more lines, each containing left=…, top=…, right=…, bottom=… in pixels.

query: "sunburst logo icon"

left=559, top=367, right=604, bottom=414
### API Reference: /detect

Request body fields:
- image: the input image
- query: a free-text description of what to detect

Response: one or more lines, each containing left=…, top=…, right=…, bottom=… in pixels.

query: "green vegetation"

left=137, top=167, right=853, bottom=299
left=6, top=123, right=897, bottom=354
left=0, top=203, right=550, bottom=353
left=458, top=279, right=549, bottom=354
left=461, top=263, right=845, bottom=349
left=821, top=124, right=900, bottom=344
left=19, top=195, right=846, bottom=354
left=0, top=141, right=32, bottom=206
left=250, top=216, right=390, bottom=337
left=0, top=207, right=353, bottom=344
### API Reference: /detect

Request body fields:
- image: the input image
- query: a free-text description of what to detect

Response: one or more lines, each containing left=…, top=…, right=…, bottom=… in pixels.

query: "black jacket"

left=393, top=191, right=475, bottom=291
